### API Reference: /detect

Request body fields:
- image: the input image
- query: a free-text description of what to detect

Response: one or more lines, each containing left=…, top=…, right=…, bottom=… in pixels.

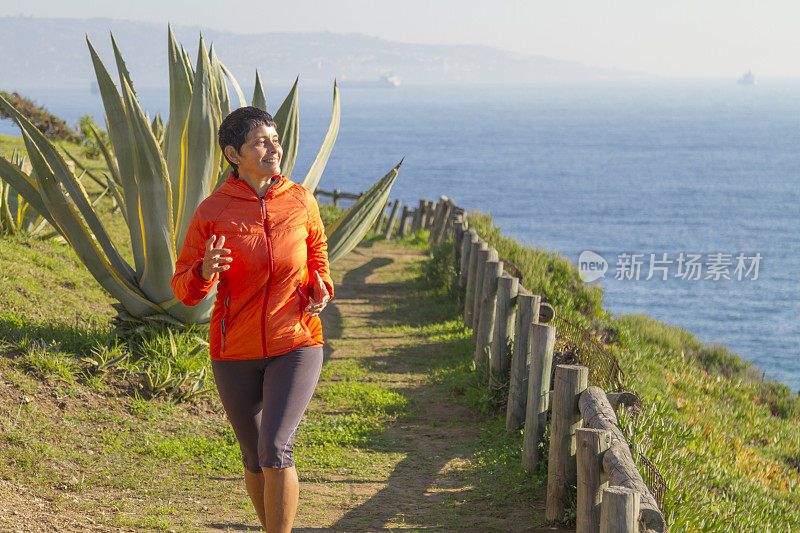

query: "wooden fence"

left=319, top=190, right=667, bottom=532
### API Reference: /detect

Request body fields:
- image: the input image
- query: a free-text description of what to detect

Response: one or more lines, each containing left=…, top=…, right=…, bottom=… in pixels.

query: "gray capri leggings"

left=211, top=346, right=323, bottom=473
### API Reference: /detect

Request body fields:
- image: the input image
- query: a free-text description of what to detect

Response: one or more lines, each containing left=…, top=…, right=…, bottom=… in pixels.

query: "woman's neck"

left=239, top=172, right=277, bottom=197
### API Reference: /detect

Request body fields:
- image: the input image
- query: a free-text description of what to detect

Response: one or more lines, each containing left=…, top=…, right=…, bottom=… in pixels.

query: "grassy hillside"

left=463, top=211, right=800, bottom=531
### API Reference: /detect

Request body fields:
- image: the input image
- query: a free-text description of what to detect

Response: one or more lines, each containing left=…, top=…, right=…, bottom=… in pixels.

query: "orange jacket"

left=171, top=172, right=334, bottom=361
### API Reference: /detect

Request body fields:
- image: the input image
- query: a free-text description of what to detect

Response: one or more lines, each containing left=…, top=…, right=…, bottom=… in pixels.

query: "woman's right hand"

left=201, top=234, right=232, bottom=280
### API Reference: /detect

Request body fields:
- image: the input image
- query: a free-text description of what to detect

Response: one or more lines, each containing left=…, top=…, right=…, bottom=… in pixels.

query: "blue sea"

left=2, top=80, right=798, bottom=391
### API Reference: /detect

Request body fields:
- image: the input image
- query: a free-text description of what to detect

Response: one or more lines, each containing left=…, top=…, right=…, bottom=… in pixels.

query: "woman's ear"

left=224, top=145, right=239, bottom=165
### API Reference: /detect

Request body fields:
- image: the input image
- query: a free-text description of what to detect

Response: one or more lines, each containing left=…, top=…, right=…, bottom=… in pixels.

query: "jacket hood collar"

left=217, top=171, right=293, bottom=199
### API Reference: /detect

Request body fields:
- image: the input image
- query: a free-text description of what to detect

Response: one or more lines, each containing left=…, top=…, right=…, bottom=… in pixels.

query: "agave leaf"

left=164, top=25, right=194, bottom=218
left=62, top=148, right=106, bottom=189
left=0, top=181, right=15, bottom=233
left=302, top=81, right=340, bottom=192
left=119, top=76, right=177, bottom=305
left=180, top=44, right=195, bottom=86
left=326, top=161, right=402, bottom=264
left=208, top=44, right=230, bottom=125
left=86, top=36, right=146, bottom=277
left=88, top=122, right=123, bottom=189
left=252, top=70, right=267, bottom=110
left=110, top=32, right=135, bottom=97
left=0, top=156, right=59, bottom=233
left=151, top=112, right=165, bottom=145
left=174, top=37, right=223, bottom=252
left=104, top=174, right=127, bottom=224
left=19, top=127, right=161, bottom=317
left=0, top=92, right=137, bottom=284
left=217, top=58, right=247, bottom=109
left=273, top=77, right=299, bottom=178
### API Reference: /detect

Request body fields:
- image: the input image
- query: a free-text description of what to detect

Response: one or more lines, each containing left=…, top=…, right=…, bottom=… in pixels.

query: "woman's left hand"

left=305, top=271, right=331, bottom=317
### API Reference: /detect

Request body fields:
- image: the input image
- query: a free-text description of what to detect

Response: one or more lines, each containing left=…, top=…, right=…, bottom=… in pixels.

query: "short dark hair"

left=217, top=106, right=278, bottom=177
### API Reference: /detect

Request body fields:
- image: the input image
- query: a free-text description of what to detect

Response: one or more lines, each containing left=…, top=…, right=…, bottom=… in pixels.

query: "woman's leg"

left=262, top=465, right=299, bottom=532
left=244, top=468, right=267, bottom=530
left=259, top=346, right=324, bottom=532
left=211, top=359, right=269, bottom=529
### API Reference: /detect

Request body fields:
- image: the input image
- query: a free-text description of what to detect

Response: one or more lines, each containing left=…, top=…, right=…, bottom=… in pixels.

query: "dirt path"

left=291, top=241, right=555, bottom=532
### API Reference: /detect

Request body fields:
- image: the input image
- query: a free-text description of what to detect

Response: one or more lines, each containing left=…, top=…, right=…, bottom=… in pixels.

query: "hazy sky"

left=3, top=0, right=799, bottom=77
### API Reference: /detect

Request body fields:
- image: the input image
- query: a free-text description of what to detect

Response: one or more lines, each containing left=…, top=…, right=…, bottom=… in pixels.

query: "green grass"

left=461, top=210, right=800, bottom=531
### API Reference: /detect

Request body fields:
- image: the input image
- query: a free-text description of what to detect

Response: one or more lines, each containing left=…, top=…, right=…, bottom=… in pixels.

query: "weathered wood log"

left=606, top=391, right=640, bottom=411
left=460, top=229, right=478, bottom=290
left=383, top=199, right=401, bottom=239
left=506, top=292, right=541, bottom=430
left=600, top=486, right=640, bottom=533
left=427, top=198, right=446, bottom=245
left=580, top=386, right=665, bottom=532
left=332, top=188, right=341, bottom=208
left=464, top=238, right=487, bottom=328
left=472, top=247, right=499, bottom=336
left=545, top=365, right=588, bottom=521
left=539, top=302, right=555, bottom=323
left=603, top=444, right=664, bottom=532
left=475, top=260, right=502, bottom=373
left=490, top=273, right=518, bottom=387
left=398, top=206, right=412, bottom=238
left=521, top=323, right=556, bottom=469
left=576, top=428, right=612, bottom=533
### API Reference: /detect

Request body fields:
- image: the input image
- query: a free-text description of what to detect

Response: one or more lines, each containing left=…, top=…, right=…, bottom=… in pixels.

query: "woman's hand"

left=305, top=271, right=331, bottom=317
left=201, top=234, right=232, bottom=280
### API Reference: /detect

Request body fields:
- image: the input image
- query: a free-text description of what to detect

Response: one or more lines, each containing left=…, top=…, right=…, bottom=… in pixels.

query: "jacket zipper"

left=260, top=197, right=273, bottom=358
left=221, top=292, right=230, bottom=353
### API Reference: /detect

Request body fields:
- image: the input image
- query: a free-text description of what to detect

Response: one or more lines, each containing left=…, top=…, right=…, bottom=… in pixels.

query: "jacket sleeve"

left=171, top=208, right=217, bottom=306
left=306, top=192, right=334, bottom=300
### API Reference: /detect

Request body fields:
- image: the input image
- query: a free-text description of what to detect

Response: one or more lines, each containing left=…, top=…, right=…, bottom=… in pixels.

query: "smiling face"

left=225, top=124, right=283, bottom=181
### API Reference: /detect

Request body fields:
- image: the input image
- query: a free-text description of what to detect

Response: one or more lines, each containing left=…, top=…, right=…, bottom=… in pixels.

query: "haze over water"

left=3, top=80, right=798, bottom=391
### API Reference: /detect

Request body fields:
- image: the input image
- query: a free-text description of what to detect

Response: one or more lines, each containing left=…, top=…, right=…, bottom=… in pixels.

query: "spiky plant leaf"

left=174, top=37, right=222, bottom=252
left=302, top=81, right=340, bottom=192
left=252, top=70, right=267, bottom=110
left=326, top=161, right=402, bottom=264
left=87, top=36, right=146, bottom=277
left=273, top=77, right=299, bottom=178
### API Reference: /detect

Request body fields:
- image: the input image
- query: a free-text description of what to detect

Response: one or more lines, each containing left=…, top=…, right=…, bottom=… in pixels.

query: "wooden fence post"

left=600, top=487, right=640, bottom=533
left=425, top=200, right=436, bottom=229
left=332, top=188, right=340, bottom=208
left=521, top=323, right=555, bottom=469
left=576, top=428, right=612, bottom=533
left=472, top=247, right=499, bottom=337
left=398, top=206, right=412, bottom=238
left=383, top=199, right=401, bottom=239
left=506, top=292, right=541, bottom=430
left=430, top=196, right=452, bottom=245
left=412, top=200, right=425, bottom=231
left=475, top=259, right=502, bottom=374
left=460, top=229, right=478, bottom=290
left=464, top=238, right=487, bottom=329
left=490, top=273, right=518, bottom=388
left=452, top=219, right=466, bottom=277
left=545, top=364, right=588, bottom=521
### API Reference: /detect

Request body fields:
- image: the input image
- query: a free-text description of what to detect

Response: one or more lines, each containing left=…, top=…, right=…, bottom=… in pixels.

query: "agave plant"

left=0, top=149, right=51, bottom=235
left=0, top=26, right=399, bottom=327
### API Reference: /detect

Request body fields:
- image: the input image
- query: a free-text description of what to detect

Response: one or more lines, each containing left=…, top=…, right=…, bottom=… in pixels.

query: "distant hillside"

left=0, top=16, right=647, bottom=90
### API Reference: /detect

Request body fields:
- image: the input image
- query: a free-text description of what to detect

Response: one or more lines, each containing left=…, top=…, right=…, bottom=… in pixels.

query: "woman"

left=171, top=106, right=333, bottom=533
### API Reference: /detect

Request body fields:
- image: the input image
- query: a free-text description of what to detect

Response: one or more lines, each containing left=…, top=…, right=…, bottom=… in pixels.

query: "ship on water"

left=737, top=69, right=756, bottom=86
left=339, top=73, right=401, bottom=88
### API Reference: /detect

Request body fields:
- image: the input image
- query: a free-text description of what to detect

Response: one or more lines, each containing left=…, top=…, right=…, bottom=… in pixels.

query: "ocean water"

left=2, top=81, right=798, bottom=391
